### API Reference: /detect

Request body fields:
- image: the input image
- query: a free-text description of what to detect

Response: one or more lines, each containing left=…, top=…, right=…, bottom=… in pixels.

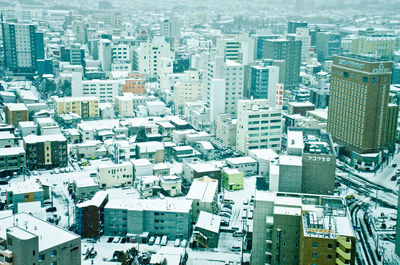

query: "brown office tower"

left=327, top=54, right=395, bottom=154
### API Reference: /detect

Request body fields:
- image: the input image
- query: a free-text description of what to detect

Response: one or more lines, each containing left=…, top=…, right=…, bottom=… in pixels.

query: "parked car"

left=220, top=209, right=232, bottom=214
left=233, top=230, right=244, bottom=237
left=391, top=175, right=397, bottom=181
left=174, top=239, right=181, bottom=247
left=154, top=236, right=161, bottom=245
left=180, top=239, right=187, bottom=247
left=220, top=220, right=230, bottom=226
left=231, top=246, right=241, bottom=252
left=219, top=212, right=231, bottom=218
left=223, top=204, right=232, bottom=210
left=223, top=199, right=235, bottom=205
left=392, top=163, right=397, bottom=168
left=46, top=206, right=57, bottom=212
left=148, top=236, right=155, bottom=245
left=161, top=236, right=168, bottom=246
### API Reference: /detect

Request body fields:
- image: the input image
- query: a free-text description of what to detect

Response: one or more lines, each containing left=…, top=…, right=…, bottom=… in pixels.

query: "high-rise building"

left=2, top=22, right=43, bottom=74
left=216, top=34, right=255, bottom=65
left=99, top=39, right=112, bottom=72
left=252, top=191, right=356, bottom=265
left=132, top=37, right=175, bottom=78
left=205, top=57, right=244, bottom=118
left=217, top=37, right=241, bottom=63
left=263, top=37, right=301, bottom=89
left=295, top=27, right=311, bottom=63
left=72, top=20, right=88, bottom=44
left=252, top=34, right=280, bottom=60
left=160, top=17, right=181, bottom=41
left=315, top=32, right=342, bottom=62
left=327, top=54, right=395, bottom=153
left=69, top=43, right=85, bottom=66
left=236, top=99, right=282, bottom=154
left=287, top=21, right=308, bottom=34
left=173, top=71, right=203, bottom=115
left=245, top=63, right=279, bottom=108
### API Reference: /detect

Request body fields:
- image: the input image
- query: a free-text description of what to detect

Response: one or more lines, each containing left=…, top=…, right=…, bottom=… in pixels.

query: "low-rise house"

left=159, top=175, right=182, bottom=197
left=76, top=140, right=105, bottom=159
left=97, top=161, right=133, bottom=188
left=135, top=175, right=161, bottom=197
left=0, top=131, right=16, bottom=148
left=248, top=149, right=279, bottom=177
left=225, top=156, right=258, bottom=176
left=131, top=159, right=154, bottom=179
left=6, top=180, right=44, bottom=212
left=193, top=141, right=215, bottom=160
left=192, top=211, right=221, bottom=249
left=71, top=178, right=100, bottom=202
left=157, top=121, right=175, bottom=141
left=171, top=146, right=201, bottom=162
left=183, top=162, right=222, bottom=184
left=18, top=121, right=37, bottom=137
left=135, top=141, right=165, bottom=163
left=186, top=177, right=218, bottom=221
left=222, top=168, right=244, bottom=191
left=153, top=163, right=170, bottom=176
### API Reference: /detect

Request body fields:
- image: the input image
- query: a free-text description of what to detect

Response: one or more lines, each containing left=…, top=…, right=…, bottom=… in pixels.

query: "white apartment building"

left=97, top=161, right=133, bottom=188
left=173, top=71, right=203, bottom=115
left=205, top=57, right=244, bottom=118
left=72, top=72, right=123, bottom=102
left=236, top=99, right=282, bottom=154
left=112, top=43, right=130, bottom=62
left=133, top=37, right=175, bottom=77
left=295, top=28, right=311, bottom=63
left=115, top=93, right=134, bottom=117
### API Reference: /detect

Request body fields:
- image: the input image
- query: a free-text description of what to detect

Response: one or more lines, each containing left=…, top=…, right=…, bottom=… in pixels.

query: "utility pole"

left=241, top=204, right=248, bottom=265
left=375, top=188, right=378, bottom=210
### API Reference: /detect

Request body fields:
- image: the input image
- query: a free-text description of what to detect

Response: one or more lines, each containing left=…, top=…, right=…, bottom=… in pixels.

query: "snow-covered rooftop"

left=195, top=211, right=221, bottom=234
left=105, top=198, right=192, bottom=213
left=0, top=213, right=80, bottom=251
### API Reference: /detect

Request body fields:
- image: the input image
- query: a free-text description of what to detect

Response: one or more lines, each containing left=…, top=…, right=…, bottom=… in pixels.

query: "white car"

left=174, top=239, right=180, bottom=247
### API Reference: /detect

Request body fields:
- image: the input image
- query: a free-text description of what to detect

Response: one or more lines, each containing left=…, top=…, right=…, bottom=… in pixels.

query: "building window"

left=50, top=250, right=57, bottom=257
left=313, top=242, right=318, bottom=247
left=328, top=254, right=332, bottom=260
left=343, top=72, right=349, bottom=78
left=312, top=253, right=317, bottom=259
left=39, top=254, right=45, bottom=261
